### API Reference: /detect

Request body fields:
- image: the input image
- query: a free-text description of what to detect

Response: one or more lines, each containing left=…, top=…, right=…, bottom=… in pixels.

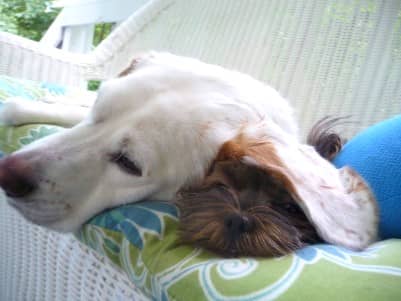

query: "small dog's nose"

left=224, top=214, right=253, bottom=237
left=0, top=155, right=36, bottom=198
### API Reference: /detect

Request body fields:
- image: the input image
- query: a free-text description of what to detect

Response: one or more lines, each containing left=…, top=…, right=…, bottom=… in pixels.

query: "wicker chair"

left=1, top=0, right=400, bottom=300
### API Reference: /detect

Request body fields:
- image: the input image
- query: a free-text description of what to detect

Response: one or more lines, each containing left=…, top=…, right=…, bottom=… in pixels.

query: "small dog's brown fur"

left=307, top=116, right=349, bottom=161
left=175, top=117, right=346, bottom=257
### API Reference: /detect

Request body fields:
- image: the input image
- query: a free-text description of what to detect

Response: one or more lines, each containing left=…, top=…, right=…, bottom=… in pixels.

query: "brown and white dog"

left=175, top=118, right=372, bottom=257
left=0, top=52, right=378, bottom=255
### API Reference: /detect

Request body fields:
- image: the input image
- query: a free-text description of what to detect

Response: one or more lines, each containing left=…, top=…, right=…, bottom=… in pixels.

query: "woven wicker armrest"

left=0, top=32, right=93, bottom=87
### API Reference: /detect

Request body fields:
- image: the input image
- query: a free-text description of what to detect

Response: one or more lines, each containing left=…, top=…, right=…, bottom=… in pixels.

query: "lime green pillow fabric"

left=78, top=203, right=401, bottom=301
left=1, top=76, right=401, bottom=301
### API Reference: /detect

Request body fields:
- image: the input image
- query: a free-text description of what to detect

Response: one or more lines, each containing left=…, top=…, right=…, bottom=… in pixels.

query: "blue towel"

left=334, top=115, right=401, bottom=239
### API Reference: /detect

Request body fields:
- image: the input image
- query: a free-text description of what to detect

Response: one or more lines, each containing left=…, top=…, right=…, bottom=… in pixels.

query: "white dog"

left=0, top=52, right=377, bottom=250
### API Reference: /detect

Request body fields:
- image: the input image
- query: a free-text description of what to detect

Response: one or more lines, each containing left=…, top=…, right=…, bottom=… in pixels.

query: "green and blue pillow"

left=334, top=115, right=401, bottom=239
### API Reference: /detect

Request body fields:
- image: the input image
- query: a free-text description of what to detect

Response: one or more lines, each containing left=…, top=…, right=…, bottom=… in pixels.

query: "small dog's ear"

left=217, top=124, right=379, bottom=250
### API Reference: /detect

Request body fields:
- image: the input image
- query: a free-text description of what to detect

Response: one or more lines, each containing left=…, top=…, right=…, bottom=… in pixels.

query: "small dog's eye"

left=110, top=152, right=142, bottom=176
left=214, top=182, right=230, bottom=192
left=283, top=203, right=301, bottom=213
left=215, top=182, right=227, bottom=189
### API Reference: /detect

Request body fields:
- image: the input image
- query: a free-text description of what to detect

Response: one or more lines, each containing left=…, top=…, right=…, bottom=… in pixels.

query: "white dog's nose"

left=0, top=155, right=36, bottom=198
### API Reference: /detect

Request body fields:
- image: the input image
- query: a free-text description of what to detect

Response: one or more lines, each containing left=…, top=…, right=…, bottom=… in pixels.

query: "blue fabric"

left=334, top=115, right=401, bottom=239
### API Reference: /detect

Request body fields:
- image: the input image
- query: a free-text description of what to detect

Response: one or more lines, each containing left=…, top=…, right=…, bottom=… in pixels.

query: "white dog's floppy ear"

left=217, top=126, right=379, bottom=250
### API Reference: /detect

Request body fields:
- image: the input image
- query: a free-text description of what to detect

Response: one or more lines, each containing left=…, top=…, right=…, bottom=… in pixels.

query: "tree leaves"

left=0, top=0, right=60, bottom=41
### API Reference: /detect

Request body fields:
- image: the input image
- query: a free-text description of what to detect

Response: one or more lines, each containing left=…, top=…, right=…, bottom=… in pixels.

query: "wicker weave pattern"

left=97, top=0, right=401, bottom=137
left=0, top=0, right=172, bottom=87
left=0, top=32, right=88, bottom=87
left=1, top=0, right=400, bottom=136
left=0, top=194, right=147, bottom=301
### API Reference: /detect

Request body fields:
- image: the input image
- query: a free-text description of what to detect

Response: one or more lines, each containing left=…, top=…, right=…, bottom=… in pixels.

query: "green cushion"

left=1, top=75, right=401, bottom=301
left=0, top=76, right=65, bottom=155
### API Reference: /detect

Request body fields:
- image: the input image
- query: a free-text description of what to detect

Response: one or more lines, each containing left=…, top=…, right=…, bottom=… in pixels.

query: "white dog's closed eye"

left=109, top=152, right=142, bottom=176
left=0, top=52, right=378, bottom=250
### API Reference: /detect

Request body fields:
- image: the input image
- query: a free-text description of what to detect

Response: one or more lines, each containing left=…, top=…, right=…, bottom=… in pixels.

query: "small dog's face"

left=176, top=160, right=320, bottom=257
left=176, top=130, right=379, bottom=257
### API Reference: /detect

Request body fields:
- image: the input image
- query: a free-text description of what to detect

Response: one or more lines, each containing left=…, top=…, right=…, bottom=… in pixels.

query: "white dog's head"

left=0, top=53, right=377, bottom=250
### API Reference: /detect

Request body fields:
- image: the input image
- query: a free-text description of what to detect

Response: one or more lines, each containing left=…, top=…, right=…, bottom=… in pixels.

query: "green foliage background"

left=0, top=1, right=113, bottom=90
left=0, top=0, right=60, bottom=41
left=0, top=0, right=113, bottom=44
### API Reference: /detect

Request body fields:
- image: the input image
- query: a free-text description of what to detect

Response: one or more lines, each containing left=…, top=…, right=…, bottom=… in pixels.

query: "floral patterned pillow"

left=1, top=75, right=401, bottom=301
left=0, top=76, right=65, bottom=154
